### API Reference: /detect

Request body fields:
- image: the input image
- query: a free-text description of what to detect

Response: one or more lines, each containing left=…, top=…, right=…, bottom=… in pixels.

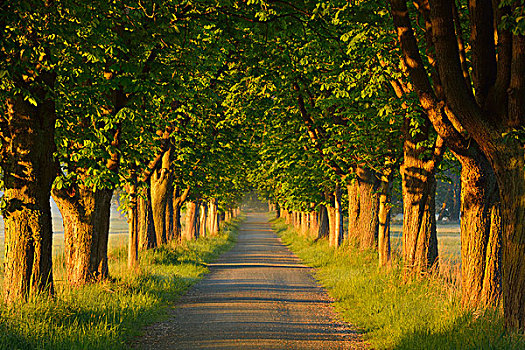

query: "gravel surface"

left=132, top=212, right=367, bottom=349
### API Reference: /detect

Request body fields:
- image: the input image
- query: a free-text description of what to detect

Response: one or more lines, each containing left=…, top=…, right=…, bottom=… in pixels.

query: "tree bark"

left=127, top=180, right=139, bottom=269
left=171, top=186, right=190, bottom=242
left=356, top=166, right=380, bottom=249
left=301, top=212, right=309, bottom=236
left=138, top=188, right=156, bottom=249
left=347, top=179, right=360, bottom=244
left=457, top=150, right=501, bottom=307
left=199, top=201, right=208, bottom=238
left=2, top=94, right=56, bottom=303
left=52, top=184, right=112, bottom=285
left=333, top=186, right=344, bottom=247
left=309, top=210, right=319, bottom=237
left=150, top=149, right=173, bottom=246
left=183, top=201, right=199, bottom=241
left=165, top=185, right=174, bottom=241
left=275, top=202, right=281, bottom=218
left=316, top=205, right=329, bottom=240
left=401, top=140, right=440, bottom=275
left=207, top=198, right=220, bottom=236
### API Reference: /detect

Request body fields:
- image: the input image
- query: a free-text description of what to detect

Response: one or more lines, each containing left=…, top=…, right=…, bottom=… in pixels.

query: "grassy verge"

left=272, top=218, right=525, bottom=350
left=0, top=218, right=241, bottom=350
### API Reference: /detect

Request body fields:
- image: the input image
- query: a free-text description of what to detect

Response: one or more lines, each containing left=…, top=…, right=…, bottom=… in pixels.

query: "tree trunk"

left=356, top=166, right=380, bottom=249
left=165, top=185, right=175, bottom=242
left=52, top=184, right=112, bottom=285
left=332, top=186, right=343, bottom=247
left=138, top=188, right=156, bottom=249
left=94, top=189, right=112, bottom=279
left=347, top=179, right=360, bottom=244
left=458, top=151, right=501, bottom=307
left=150, top=150, right=173, bottom=246
left=401, top=145, right=439, bottom=275
left=127, top=182, right=139, bottom=269
left=309, top=210, right=319, bottom=237
left=173, top=203, right=183, bottom=242
left=317, top=205, right=329, bottom=239
left=452, top=179, right=461, bottom=221
left=2, top=96, right=56, bottom=303
left=183, top=201, right=199, bottom=241
left=275, top=202, right=281, bottom=218
left=301, top=212, right=309, bottom=236
left=378, top=170, right=393, bottom=267
left=207, top=198, right=219, bottom=236
left=199, top=202, right=208, bottom=238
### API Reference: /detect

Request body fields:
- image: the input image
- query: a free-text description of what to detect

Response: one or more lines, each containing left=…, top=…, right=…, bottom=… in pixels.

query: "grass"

left=0, top=218, right=241, bottom=350
left=273, top=218, right=525, bottom=350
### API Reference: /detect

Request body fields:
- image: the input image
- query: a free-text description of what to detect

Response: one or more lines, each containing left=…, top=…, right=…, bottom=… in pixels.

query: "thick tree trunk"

left=378, top=169, right=393, bottom=267
left=458, top=151, right=501, bottom=307
left=94, top=189, right=112, bottom=279
left=275, top=202, right=281, bottom=218
left=138, top=188, right=156, bottom=249
left=150, top=150, right=173, bottom=246
left=401, top=146, right=439, bottom=275
left=2, top=96, right=56, bottom=303
left=309, top=210, right=319, bottom=237
left=52, top=185, right=112, bottom=284
left=316, top=205, right=329, bottom=239
left=496, top=163, right=525, bottom=329
left=356, top=167, right=380, bottom=249
left=301, top=212, right=309, bottom=236
left=347, top=179, right=360, bottom=244
left=207, top=198, right=220, bottom=236
left=183, top=201, right=199, bottom=241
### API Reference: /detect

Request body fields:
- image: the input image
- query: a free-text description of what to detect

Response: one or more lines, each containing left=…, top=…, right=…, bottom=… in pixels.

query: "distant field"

left=0, top=233, right=129, bottom=265
left=0, top=199, right=129, bottom=264
left=0, top=207, right=460, bottom=266
left=391, top=222, right=461, bottom=264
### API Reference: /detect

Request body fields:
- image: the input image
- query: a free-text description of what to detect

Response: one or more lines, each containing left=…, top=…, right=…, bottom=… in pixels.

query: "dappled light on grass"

left=272, top=218, right=525, bottom=350
left=0, top=220, right=240, bottom=349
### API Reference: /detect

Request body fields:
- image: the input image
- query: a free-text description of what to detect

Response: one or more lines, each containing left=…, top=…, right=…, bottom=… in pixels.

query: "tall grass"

left=273, top=219, right=525, bottom=350
left=0, top=219, right=240, bottom=350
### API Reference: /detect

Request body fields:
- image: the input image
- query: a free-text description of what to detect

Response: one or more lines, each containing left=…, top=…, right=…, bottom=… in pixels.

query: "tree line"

left=0, top=0, right=248, bottom=303
left=1, top=0, right=525, bottom=333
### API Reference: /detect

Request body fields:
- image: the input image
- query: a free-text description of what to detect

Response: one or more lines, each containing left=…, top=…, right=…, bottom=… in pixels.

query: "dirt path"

left=133, top=212, right=366, bottom=349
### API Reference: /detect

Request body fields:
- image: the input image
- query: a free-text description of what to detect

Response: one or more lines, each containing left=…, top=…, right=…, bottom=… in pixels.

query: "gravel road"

left=133, top=212, right=366, bottom=349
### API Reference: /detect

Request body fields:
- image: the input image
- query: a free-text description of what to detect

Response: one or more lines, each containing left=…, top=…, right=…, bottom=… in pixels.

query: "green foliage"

left=274, top=219, right=525, bottom=350
left=500, top=0, right=525, bottom=35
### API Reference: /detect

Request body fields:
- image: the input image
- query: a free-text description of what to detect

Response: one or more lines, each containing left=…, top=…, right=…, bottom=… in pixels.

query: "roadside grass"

left=273, top=219, right=525, bottom=350
left=0, top=219, right=241, bottom=350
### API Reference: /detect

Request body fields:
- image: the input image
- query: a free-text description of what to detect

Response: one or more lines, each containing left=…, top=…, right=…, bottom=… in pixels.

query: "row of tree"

left=2, top=0, right=524, bottom=332
left=0, top=0, right=249, bottom=304
left=239, top=0, right=524, bottom=331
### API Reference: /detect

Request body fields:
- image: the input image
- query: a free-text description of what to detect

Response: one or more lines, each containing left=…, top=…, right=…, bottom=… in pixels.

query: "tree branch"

left=468, top=0, right=497, bottom=107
